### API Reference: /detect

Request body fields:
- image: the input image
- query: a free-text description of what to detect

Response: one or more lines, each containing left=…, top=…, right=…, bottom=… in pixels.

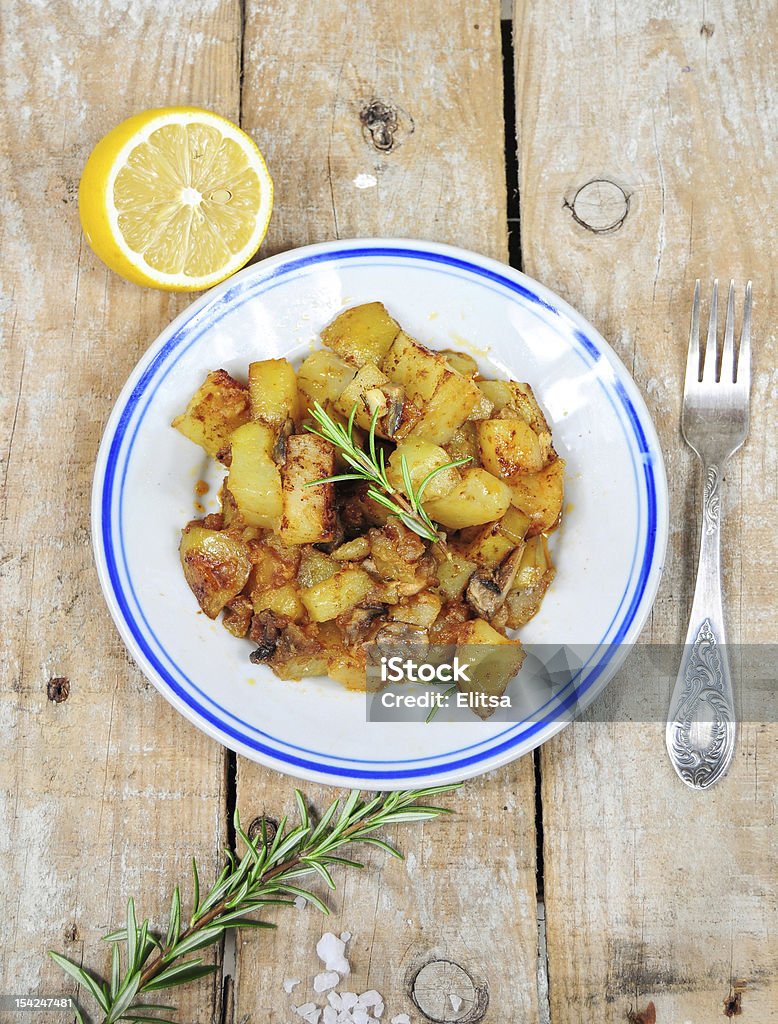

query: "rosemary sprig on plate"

left=49, top=785, right=460, bottom=1024
left=305, top=401, right=470, bottom=546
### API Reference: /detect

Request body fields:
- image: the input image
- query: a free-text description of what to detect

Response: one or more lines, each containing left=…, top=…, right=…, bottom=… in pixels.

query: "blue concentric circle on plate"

left=92, top=239, right=668, bottom=788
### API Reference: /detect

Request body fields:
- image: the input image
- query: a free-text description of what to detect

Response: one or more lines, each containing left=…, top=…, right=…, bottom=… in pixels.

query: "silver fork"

left=666, top=279, right=752, bottom=789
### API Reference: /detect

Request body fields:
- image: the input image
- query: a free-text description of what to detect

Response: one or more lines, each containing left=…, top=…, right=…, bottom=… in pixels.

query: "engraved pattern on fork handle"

left=666, top=461, right=737, bottom=789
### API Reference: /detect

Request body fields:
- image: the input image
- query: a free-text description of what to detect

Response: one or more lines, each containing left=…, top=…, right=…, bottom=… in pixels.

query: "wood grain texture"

left=513, top=1, right=777, bottom=1021
left=234, top=3, right=540, bottom=1022
left=0, top=1, right=240, bottom=1016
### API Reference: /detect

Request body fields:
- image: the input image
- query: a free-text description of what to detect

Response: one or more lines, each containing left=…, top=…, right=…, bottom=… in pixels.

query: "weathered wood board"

left=513, top=1, right=777, bottom=1020
left=0, top=1, right=241, bottom=1018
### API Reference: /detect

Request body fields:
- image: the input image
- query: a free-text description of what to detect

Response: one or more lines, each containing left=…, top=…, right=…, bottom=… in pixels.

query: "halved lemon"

left=78, top=107, right=273, bottom=291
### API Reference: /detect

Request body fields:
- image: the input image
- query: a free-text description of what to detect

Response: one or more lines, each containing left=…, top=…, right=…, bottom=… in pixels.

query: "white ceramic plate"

left=92, top=239, right=668, bottom=789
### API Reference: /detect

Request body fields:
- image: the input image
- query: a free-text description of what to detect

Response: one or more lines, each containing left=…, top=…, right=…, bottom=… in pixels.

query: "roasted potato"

left=506, top=458, right=565, bottom=536
left=424, top=468, right=512, bottom=530
left=279, top=434, right=337, bottom=545
left=227, top=422, right=282, bottom=528
left=179, top=526, right=252, bottom=618
left=387, top=437, right=461, bottom=501
left=172, top=369, right=250, bottom=458
left=248, top=358, right=299, bottom=426
left=297, top=350, right=356, bottom=409
left=301, top=567, right=373, bottom=622
left=477, top=418, right=553, bottom=477
left=321, top=302, right=400, bottom=366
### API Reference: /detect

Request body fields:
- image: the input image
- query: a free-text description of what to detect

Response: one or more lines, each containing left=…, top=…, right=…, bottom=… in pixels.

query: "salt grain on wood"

left=316, top=932, right=350, bottom=975
left=284, top=978, right=302, bottom=994
left=314, top=971, right=341, bottom=993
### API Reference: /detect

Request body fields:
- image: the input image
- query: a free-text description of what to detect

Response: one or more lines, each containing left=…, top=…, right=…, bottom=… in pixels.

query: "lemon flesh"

left=79, top=108, right=273, bottom=291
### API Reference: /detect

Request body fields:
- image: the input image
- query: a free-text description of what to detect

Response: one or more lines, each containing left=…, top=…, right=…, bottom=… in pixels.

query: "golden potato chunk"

left=321, top=302, right=400, bottom=366
left=435, top=550, right=478, bottom=601
left=459, top=506, right=531, bottom=569
left=477, top=380, right=550, bottom=434
left=440, top=348, right=479, bottom=377
left=248, top=358, right=299, bottom=426
left=301, top=568, right=373, bottom=622
left=172, top=369, right=250, bottom=458
left=381, top=332, right=450, bottom=402
left=452, top=618, right=526, bottom=719
left=279, top=434, right=337, bottom=545
left=409, top=371, right=483, bottom=445
left=334, top=364, right=420, bottom=438
left=227, top=422, right=282, bottom=529
left=387, top=437, right=461, bottom=502
left=476, top=418, right=551, bottom=477
left=297, top=350, right=356, bottom=411
left=253, top=582, right=305, bottom=622
left=506, top=458, right=565, bottom=536
left=424, top=468, right=512, bottom=530
left=179, top=526, right=252, bottom=618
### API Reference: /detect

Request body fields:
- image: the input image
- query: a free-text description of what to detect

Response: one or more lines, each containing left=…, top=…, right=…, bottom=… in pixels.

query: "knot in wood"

left=569, top=179, right=630, bottom=233
left=410, top=959, right=488, bottom=1023
left=47, top=676, right=70, bottom=702
left=247, top=815, right=278, bottom=845
left=360, top=99, right=414, bottom=152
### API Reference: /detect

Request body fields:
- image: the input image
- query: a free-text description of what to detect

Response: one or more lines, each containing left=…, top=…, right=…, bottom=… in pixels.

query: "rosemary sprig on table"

left=305, top=401, right=470, bottom=546
left=50, top=785, right=460, bottom=1024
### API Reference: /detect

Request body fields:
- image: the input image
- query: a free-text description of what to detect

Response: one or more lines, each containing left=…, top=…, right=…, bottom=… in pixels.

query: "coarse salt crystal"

left=295, top=1003, right=317, bottom=1018
left=391, top=1016, right=411, bottom=1024
left=316, top=932, right=350, bottom=975
left=340, top=930, right=352, bottom=942
left=294, top=895, right=308, bottom=910
left=374, top=1002, right=384, bottom=1018
left=314, top=971, right=340, bottom=993
left=450, top=994, right=463, bottom=1012
left=340, top=993, right=358, bottom=1010
left=336, top=1013, right=353, bottom=1024
left=304, top=1012, right=321, bottom=1024
left=358, top=991, right=382, bottom=1008
left=323, top=1009, right=338, bottom=1024
left=328, top=992, right=343, bottom=1010
left=284, top=978, right=302, bottom=994
left=352, top=1011, right=369, bottom=1024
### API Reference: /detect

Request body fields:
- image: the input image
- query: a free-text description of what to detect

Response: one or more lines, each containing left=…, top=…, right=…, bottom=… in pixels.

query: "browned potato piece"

left=279, top=434, right=336, bottom=544
left=409, top=371, right=483, bottom=445
left=451, top=618, right=526, bottom=719
left=248, top=358, right=299, bottom=426
left=172, top=369, right=250, bottom=458
left=227, top=422, right=282, bottom=528
left=321, top=302, right=401, bottom=366
left=301, top=567, right=373, bottom=622
left=445, top=422, right=481, bottom=464
left=502, top=535, right=556, bottom=627
left=477, top=380, right=550, bottom=434
left=387, top=437, right=461, bottom=501
left=459, top=506, right=531, bottom=569
left=390, top=591, right=442, bottom=628
left=477, top=418, right=551, bottom=476
left=506, top=458, right=565, bottom=536
left=297, top=351, right=356, bottom=411
left=435, top=550, right=478, bottom=601
left=334, top=364, right=420, bottom=438
left=440, top=348, right=479, bottom=377
left=179, top=526, right=252, bottom=618
left=424, top=468, right=512, bottom=529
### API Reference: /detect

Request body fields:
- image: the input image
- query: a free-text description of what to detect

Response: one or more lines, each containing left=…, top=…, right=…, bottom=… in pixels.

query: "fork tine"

left=685, top=279, right=701, bottom=384
left=737, top=280, right=752, bottom=387
left=701, top=278, right=718, bottom=381
left=720, top=280, right=736, bottom=382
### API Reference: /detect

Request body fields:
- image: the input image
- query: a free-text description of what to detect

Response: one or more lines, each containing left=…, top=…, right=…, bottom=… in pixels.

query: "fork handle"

left=666, top=460, right=736, bottom=789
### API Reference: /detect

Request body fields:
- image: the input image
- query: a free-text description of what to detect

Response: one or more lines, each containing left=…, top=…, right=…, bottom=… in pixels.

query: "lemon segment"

left=79, top=108, right=273, bottom=291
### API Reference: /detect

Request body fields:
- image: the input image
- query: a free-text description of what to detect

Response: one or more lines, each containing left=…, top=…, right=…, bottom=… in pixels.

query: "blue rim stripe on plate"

left=98, top=244, right=661, bottom=780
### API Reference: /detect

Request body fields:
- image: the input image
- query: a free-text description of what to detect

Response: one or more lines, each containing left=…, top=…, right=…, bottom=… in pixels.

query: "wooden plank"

left=514, top=1, right=778, bottom=1021
left=235, top=3, right=541, bottom=1022
left=0, top=2, right=240, bottom=1016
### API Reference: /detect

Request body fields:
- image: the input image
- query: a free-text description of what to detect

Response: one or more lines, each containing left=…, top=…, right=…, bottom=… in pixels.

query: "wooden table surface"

left=2, top=2, right=776, bottom=1022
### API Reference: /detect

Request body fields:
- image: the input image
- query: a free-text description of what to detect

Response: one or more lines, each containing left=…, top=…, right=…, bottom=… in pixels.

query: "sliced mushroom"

left=383, top=384, right=406, bottom=438
left=465, top=546, right=525, bottom=620
left=271, top=417, right=295, bottom=465
left=248, top=610, right=283, bottom=662
left=367, top=620, right=429, bottom=664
